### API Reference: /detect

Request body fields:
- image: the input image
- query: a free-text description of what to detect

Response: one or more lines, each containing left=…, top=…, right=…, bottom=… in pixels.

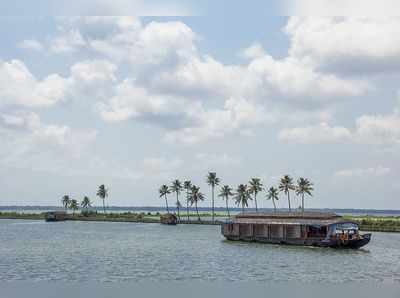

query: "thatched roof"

left=232, top=211, right=352, bottom=226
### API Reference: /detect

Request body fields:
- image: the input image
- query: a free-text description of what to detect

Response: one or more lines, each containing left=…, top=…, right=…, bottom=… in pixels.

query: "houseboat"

left=45, top=211, right=68, bottom=222
left=221, top=211, right=371, bottom=249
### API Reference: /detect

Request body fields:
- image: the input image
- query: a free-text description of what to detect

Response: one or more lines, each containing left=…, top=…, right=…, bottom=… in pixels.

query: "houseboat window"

left=307, top=225, right=327, bottom=237
left=335, top=223, right=358, bottom=230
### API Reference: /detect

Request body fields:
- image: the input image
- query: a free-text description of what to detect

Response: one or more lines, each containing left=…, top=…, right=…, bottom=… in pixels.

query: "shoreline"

left=1, top=212, right=400, bottom=232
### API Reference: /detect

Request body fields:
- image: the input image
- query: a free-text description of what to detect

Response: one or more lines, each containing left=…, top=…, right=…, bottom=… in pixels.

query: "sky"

left=1, top=6, right=400, bottom=209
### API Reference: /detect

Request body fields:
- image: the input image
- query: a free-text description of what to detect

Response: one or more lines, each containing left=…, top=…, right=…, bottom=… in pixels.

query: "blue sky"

left=1, top=12, right=400, bottom=209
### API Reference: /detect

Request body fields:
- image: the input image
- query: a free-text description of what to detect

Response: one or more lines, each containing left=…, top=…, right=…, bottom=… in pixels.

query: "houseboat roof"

left=232, top=211, right=351, bottom=226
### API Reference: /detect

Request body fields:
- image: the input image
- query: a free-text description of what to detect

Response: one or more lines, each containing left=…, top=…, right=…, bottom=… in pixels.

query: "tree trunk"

left=102, top=198, right=106, bottom=214
left=273, top=198, right=276, bottom=212
left=225, top=196, right=230, bottom=217
left=165, top=195, right=169, bottom=213
left=242, top=202, right=244, bottom=213
left=186, top=191, right=190, bottom=221
left=302, top=194, right=304, bottom=213
left=287, top=192, right=291, bottom=212
left=176, top=192, right=180, bottom=222
left=212, top=185, right=215, bottom=222
left=254, top=192, right=258, bottom=212
left=195, top=202, right=200, bottom=221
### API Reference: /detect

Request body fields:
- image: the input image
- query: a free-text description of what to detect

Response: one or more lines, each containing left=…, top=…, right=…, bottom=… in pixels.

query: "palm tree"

left=296, top=177, right=314, bottom=213
left=96, top=184, right=108, bottom=214
left=206, top=172, right=220, bottom=222
left=170, top=179, right=183, bottom=221
left=279, top=175, right=295, bottom=212
left=188, top=185, right=205, bottom=221
left=218, top=185, right=233, bottom=217
left=159, top=184, right=171, bottom=213
left=61, top=195, right=71, bottom=211
left=183, top=180, right=192, bottom=221
left=69, top=199, right=79, bottom=215
left=234, top=184, right=252, bottom=213
left=249, top=178, right=263, bottom=212
left=81, top=196, right=92, bottom=209
left=266, top=187, right=279, bottom=212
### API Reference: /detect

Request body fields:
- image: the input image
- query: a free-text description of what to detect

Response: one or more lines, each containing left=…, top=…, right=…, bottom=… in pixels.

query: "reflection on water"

left=0, top=219, right=399, bottom=282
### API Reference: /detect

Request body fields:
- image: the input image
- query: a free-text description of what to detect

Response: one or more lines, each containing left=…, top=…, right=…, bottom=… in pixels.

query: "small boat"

left=44, top=211, right=68, bottom=222
left=160, top=213, right=178, bottom=225
left=221, top=211, right=371, bottom=249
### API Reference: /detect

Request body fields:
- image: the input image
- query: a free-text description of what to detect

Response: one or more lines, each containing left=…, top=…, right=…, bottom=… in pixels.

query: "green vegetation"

left=343, top=215, right=400, bottom=232
left=234, top=184, right=252, bottom=213
left=96, top=184, right=108, bottom=214
left=206, top=172, right=220, bottom=222
left=188, top=185, right=205, bottom=221
left=219, top=185, right=234, bottom=217
left=1, top=211, right=400, bottom=232
left=279, top=175, right=295, bottom=212
left=159, top=184, right=170, bottom=213
left=295, top=177, right=314, bottom=213
left=170, top=179, right=183, bottom=222
left=249, top=178, right=263, bottom=212
left=266, top=187, right=279, bottom=212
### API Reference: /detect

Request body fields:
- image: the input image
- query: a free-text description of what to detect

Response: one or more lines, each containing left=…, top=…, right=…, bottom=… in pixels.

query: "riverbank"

left=1, top=212, right=400, bottom=231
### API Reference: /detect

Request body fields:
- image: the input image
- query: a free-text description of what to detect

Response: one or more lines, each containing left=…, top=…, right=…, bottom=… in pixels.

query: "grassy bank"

left=1, top=212, right=400, bottom=232
left=343, top=215, right=400, bottom=233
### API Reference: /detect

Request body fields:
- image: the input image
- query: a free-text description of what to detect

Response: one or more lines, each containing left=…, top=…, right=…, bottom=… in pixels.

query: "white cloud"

left=279, top=122, right=352, bottom=144
left=285, top=17, right=400, bottom=74
left=279, top=111, right=400, bottom=146
left=17, top=39, right=43, bottom=51
left=0, top=111, right=97, bottom=170
left=97, top=79, right=187, bottom=122
left=194, top=153, right=242, bottom=168
left=247, top=54, right=370, bottom=100
left=0, top=60, right=68, bottom=107
left=50, top=29, right=86, bottom=53
left=354, top=113, right=400, bottom=145
left=164, top=97, right=271, bottom=144
left=334, top=166, right=391, bottom=178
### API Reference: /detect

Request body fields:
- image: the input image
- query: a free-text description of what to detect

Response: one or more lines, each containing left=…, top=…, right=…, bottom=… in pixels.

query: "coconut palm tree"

left=206, top=172, right=220, bottom=222
left=249, top=178, right=263, bottom=212
left=296, top=177, right=314, bottom=213
left=183, top=180, right=192, bottom=221
left=218, top=185, right=233, bottom=217
left=266, top=187, right=279, bottom=212
left=188, top=185, right=205, bottom=221
left=81, top=196, right=92, bottom=209
left=96, top=184, right=108, bottom=214
left=69, top=199, right=79, bottom=215
left=170, top=179, right=183, bottom=221
left=279, top=175, right=295, bottom=212
left=61, top=195, right=71, bottom=211
left=234, top=184, right=252, bottom=213
left=159, top=184, right=171, bottom=213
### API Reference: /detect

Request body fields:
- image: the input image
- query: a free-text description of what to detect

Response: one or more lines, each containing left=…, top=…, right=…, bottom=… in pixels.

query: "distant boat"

left=45, top=211, right=68, bottom=222
left=221, top=211, right=371, bottom=249
left=160, top=213, right=178, bottom=225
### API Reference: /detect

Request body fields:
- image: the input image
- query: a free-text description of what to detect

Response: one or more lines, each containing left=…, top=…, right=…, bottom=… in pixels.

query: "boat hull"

left=223, top=233, right=371, bottom=249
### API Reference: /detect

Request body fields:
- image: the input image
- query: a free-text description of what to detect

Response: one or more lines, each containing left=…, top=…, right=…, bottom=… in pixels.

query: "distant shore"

left=1, top=211, right=400, bottom=232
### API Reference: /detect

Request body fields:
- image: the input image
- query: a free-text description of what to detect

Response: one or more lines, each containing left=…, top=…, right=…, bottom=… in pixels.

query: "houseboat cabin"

left=222, top=212, right=371, bottom=249
left=45, top=211, right=67, bottom=222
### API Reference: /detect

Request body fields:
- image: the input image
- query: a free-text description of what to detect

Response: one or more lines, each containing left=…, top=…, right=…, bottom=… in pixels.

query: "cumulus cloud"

left=0, top=111, right=97, bottom=170
left=285, top=17, right=400, bottom=74
left=0, top=60, right=68, bottom=107
left=279, top=122, right=352, bottom=144
left=334, top=166, right=391, bottom=178
left=279, top=106, right=400, bottom=146
left=17, top=39, right=43, bottom=51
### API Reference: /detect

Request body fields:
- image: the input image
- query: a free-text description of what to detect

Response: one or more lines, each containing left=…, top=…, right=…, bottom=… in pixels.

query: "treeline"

left=159, top=172, right=314, bottom=222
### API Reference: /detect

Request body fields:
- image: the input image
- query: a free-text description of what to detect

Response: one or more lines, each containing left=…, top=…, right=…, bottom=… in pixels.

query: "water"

left=1, top=219, right=400, bottom=283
